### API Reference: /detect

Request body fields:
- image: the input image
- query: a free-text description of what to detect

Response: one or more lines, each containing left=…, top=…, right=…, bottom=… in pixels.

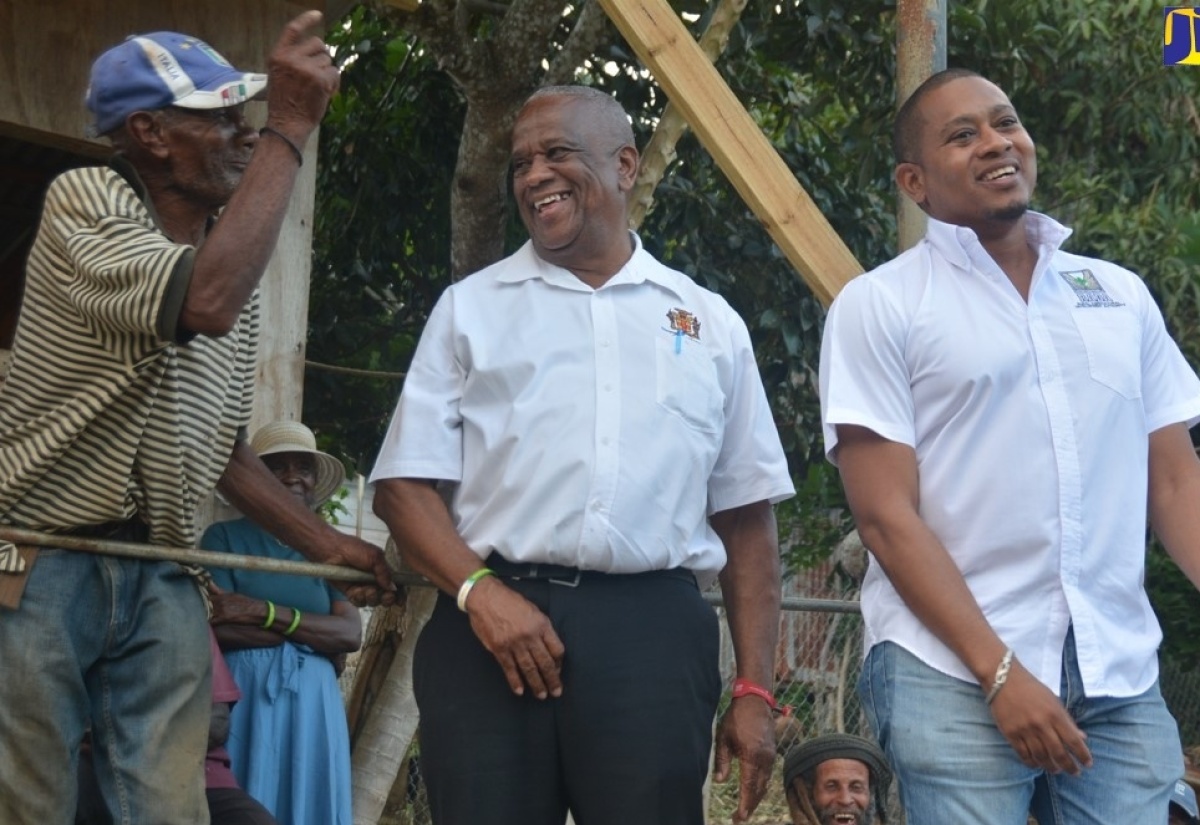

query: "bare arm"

left=372, top=477, right=565, bottom=698
left=1148, top=422, right=1200, bottom=585
left=217, top=439, right=394, bottom=605
left=710, top=499, right=781, bottom=824
left=210, top=589, right=361, bottom=656
left=181, top=11, right=339, bottom=335
left=836, top=424, right=1091, bottom=774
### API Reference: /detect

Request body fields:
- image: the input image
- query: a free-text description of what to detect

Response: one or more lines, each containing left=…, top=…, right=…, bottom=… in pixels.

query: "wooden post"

left=597, top=0, right=862, bottom=306
left=895, top=0, right=946, bottom=251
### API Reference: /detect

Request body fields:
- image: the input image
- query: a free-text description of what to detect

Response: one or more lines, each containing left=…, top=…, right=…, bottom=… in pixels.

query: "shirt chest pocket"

left=1071, top=309, right=1142, bottom=400
left=655, top=336, right=724, bottom=433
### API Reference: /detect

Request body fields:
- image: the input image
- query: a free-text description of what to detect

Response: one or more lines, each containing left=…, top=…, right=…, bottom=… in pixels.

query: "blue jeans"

left=859, top=631, right=1181, bottom=824
left=0, top=548, right=211, bottom=825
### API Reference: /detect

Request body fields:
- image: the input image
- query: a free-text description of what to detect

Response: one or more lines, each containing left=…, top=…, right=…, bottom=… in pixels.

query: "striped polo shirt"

left=0, top=159, right=259, bottom=550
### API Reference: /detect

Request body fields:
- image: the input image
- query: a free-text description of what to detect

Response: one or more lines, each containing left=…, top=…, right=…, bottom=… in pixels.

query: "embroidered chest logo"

left=665, top=308, right=702, bottom=354
left=666, top=308, right=702, bottom=340
left=1058, top=269, right=1124, bottom=309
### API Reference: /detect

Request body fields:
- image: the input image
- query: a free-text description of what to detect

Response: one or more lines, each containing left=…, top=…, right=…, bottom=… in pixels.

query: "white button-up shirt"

left=820, top=213, right=1200, bottom=696
left=372, top=236, right=794, bottom=587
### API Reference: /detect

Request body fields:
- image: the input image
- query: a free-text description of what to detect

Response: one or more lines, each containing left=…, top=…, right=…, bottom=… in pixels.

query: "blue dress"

left=202, top=517, right=353, bottom=825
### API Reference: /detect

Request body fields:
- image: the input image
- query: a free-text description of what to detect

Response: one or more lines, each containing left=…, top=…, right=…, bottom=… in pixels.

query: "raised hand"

left=263, top=10, right=340, bottom=143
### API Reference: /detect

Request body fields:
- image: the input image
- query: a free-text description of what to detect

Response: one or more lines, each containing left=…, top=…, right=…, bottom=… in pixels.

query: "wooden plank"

left=597, top=0, right=862, bottom=306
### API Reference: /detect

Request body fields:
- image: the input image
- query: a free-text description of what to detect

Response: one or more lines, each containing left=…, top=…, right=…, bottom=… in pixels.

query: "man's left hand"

left=712, top=695, right=776, bottom=823
left=325, top=534, right=396, bottom=607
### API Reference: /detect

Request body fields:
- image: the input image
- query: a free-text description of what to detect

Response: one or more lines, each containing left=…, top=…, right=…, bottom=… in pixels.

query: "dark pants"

left=206, top=789, right=278, bottom=825
left=413, top=567, right=721, bottom=825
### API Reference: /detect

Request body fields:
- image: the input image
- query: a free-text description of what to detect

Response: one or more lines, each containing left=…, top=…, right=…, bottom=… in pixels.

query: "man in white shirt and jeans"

left=820, top=68, right=1200, bottom=823
left=371, top=85, right=795, bottom=825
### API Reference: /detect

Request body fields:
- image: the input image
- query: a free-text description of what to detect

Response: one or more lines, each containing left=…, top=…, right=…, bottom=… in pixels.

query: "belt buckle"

left=549, top=568, right=583, bottom=588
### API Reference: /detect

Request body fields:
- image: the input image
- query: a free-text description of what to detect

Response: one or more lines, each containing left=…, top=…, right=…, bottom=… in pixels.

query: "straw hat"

left=250, top=421, right=345, bottom=507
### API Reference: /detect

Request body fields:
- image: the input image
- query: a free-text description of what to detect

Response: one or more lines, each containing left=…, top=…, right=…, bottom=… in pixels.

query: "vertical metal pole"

left=895, top=0, right=947, bottom=252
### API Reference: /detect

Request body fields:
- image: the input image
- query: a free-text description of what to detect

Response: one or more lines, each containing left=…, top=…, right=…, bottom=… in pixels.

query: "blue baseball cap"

left=1173, top=780, right=1199, bottom=822
left=85, top=32, right=267, bottom=137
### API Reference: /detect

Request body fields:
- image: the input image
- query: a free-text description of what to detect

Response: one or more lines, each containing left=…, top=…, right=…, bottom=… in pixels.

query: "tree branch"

left=629, top=0, right=749, bottom=230
left=546, top=1, right=613, bottom=86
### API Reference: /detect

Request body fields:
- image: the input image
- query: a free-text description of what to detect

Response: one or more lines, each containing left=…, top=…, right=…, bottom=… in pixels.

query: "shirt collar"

left=924, top=212, right=1073, bottom=274
left=495, top=233, right=688, bottom=300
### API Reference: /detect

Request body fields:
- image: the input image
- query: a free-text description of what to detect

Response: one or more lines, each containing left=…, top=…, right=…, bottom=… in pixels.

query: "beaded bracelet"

left=261, top=600, right=276, bottom=630
left=259, top=126, right=304, bottom=167
left=456, top=568, right=495, bottom=612
left=283, top=608, right=302, bottom=637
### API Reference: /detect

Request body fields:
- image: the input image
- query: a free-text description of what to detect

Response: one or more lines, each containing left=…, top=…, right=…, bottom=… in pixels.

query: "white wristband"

left=456, top=568, right=495, bottom=612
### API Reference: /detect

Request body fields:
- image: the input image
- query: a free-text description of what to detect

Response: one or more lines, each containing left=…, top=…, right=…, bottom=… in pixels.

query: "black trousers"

left=205, top=789, right=278, bottom=825
left=413, top=568, right=721, bottom=825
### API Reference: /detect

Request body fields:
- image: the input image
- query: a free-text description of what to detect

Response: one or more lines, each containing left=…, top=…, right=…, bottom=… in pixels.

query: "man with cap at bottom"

left=783, top=733, right=892, bottom=825
left=0, top=11, right=392, bottom=825
left=1172, top=779, right=1200, bottom=825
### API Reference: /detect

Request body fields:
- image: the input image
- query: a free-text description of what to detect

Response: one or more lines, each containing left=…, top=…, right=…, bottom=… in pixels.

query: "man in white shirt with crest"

left=372, top=85, right=794, bottom=825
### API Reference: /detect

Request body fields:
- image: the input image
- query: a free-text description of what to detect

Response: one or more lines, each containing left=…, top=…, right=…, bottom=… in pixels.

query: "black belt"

left=64, top=517, right=149, bottom=543
left=485, top=553, right=696, bottom=589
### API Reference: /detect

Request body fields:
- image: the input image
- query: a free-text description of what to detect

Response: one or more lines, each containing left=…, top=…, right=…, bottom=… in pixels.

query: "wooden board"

left=598, top=0, right=863, bottom=305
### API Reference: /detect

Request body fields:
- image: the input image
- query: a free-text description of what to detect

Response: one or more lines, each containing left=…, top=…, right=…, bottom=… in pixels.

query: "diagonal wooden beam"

left=597, top=0, right=862, bottom=306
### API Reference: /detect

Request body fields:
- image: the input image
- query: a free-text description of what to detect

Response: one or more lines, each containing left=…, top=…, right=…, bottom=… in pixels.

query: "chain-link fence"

left=706, top=565, right=899, bottom=825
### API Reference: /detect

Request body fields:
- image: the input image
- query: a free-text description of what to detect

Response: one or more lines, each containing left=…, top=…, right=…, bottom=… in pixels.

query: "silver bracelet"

left=985, top=648, right=1014, bottom=705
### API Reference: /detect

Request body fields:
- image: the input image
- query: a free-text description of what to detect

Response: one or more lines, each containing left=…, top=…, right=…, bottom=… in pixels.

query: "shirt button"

left=604, top=384, right=613, bottom=392
left=591, top=500, right=603, bottom=511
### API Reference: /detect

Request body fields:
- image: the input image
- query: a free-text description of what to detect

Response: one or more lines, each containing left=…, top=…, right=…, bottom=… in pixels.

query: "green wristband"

left=261, top=600, right=276, bottom=630
left=283, top=607, right=302, bottom=637
left=456, top=568, right=495, bottom=612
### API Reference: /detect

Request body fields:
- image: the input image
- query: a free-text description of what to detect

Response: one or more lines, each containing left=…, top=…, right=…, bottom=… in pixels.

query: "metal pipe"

left=0, top=526, right=862, bottom=613
left=0, top=526, right=408, bottom=584
left=895, top=0, right=947, bottom=252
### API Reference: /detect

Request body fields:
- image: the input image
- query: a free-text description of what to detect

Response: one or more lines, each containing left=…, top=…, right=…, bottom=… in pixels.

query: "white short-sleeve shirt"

left=372, top=235, right=794, bottom=587
left=820, top=213, right=1200, bottom=696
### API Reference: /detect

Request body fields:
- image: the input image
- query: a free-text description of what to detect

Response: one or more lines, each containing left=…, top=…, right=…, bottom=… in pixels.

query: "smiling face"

left=810, top=759, right=871, bottom=825
left=895, top=75, right=1037, bottom=238
left=510, top=93, right=638, bottom=285
left=262, top=451, right=318, bottom=510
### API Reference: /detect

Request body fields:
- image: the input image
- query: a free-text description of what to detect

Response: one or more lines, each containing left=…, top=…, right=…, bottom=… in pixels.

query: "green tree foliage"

left=306, top=6, right=465, bottom=473
left=308, top=0, right=1200, bottom=656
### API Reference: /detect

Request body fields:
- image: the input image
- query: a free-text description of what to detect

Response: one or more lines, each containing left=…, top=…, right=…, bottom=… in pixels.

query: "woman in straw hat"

left=202, top=421, right=361, bottom=825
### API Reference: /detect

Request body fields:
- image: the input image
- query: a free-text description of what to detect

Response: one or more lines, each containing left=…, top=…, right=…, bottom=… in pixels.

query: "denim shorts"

left=858, top=629, right=1182, bottom=824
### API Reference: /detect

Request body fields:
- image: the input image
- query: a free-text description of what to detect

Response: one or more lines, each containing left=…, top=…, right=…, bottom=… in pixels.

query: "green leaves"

left=306, top=3, right=1200, bottom=645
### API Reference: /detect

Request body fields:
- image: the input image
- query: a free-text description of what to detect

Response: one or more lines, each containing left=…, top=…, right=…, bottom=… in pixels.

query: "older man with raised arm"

left=0, top=13, right=392, bottom=824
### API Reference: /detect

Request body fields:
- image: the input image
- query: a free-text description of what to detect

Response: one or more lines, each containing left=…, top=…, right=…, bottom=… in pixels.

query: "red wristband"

left=731, top=678, right=778, bottom=710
